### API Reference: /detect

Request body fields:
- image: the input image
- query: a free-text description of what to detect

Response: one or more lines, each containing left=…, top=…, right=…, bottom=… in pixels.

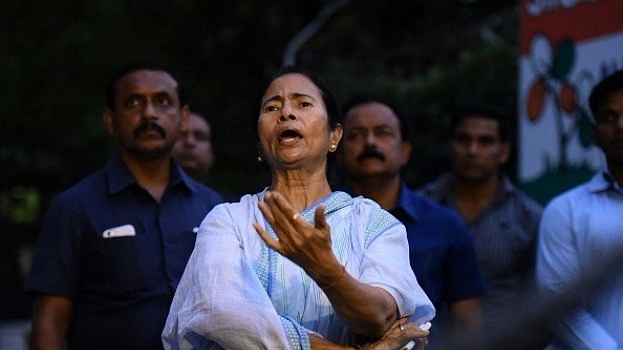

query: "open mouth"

left=278, top=129, right=302, bottom=145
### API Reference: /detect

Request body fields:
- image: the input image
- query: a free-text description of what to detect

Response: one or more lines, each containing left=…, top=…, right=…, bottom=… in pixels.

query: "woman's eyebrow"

left=289, top=92, right=317, bottom=101
left=261, top=94, right=283, bottom=106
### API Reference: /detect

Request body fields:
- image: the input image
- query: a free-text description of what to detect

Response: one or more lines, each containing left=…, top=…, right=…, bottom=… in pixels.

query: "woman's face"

left=258, top=73, right=342, bottom=170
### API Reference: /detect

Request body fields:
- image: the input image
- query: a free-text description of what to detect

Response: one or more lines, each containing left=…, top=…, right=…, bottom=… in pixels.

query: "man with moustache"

left=24, top=62, right=223, bottom=350
left=338, top=95, right=485, bottom=344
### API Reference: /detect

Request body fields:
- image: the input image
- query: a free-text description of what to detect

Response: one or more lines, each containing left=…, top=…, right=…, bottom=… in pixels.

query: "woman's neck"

left=270, top=169, right=332, bottom=211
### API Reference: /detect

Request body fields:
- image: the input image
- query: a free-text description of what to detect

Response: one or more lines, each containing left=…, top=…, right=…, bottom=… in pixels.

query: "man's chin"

left=456, top=172, right=489, bottom=183
left=351, top=169, right=392, bottom=180
left=123, top=145, right=170, bottom=160
left=177, top=162, right=198, bottom=171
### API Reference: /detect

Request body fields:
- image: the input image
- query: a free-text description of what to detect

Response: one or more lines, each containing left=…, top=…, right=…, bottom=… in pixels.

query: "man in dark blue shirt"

left=24, top=62, right=223, bottom=350
left=338, top=95, right=485, bottom=344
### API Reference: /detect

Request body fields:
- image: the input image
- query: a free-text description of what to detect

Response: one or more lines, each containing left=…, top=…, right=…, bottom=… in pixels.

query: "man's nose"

left=364, top=131, right=377, bottom=145
left=143, top=101, right=158, bottom=119
left=466, top=140, right=480, bottom=154
left=182, top=133, right=196, bottom=146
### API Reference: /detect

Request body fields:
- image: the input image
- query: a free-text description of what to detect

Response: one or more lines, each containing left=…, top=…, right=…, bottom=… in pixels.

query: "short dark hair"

left=263, top=66, right=342, bottom=130
left=589, top=69, right=623, bottom=119
left=450, top=102, right=511, bottom=143
left=105, top=62, right=186, bottom=110
left=342, top=94, right=409, bottom=141
left=187, top=103, right=212, bottom=124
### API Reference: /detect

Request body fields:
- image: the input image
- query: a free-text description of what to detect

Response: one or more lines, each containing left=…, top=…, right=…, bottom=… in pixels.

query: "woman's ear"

left=330, top=123, right=343, bottom=147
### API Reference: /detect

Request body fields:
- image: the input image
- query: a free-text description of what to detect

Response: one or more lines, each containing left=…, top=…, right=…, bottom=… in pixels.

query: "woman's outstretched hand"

left=254, top=190, right=339, bottom=275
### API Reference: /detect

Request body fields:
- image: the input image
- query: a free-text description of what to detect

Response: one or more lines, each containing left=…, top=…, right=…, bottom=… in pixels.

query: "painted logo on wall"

left=518, top=0, right=623, bottom=204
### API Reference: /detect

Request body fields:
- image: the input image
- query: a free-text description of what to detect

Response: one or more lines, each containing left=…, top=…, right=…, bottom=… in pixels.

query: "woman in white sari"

left=163, top=66, right=434, bottom=350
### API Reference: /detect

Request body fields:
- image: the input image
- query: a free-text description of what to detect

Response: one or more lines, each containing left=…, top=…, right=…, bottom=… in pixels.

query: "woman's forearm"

left=316, top=266, right=397, bottom=337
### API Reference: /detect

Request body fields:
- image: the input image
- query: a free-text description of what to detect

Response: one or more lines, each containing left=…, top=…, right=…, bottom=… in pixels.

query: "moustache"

left=357, top=149, right=385, bottom=162
left=133, top=120, right=166, bottom=139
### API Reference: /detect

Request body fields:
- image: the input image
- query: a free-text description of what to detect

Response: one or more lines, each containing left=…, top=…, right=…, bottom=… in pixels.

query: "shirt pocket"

left=85, top=228, right=161, bottom=296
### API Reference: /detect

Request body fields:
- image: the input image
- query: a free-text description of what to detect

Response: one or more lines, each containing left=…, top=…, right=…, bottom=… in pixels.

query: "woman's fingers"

left=253, top=222, right=280, bottom=251
left=262, top=191, right=299, bottom=232
left=313, top=205, right=328, bottom=231
left=364, top=319, right=429, bottom=350
left=256, top=191, right=335, bottom=272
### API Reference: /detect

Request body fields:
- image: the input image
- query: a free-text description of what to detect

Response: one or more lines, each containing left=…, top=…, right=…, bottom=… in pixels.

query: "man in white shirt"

left=536, top=69, right=623, bottom=350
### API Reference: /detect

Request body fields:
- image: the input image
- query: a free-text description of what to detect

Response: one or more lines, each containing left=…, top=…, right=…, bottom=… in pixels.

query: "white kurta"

left=163, top=191, right=434, bottom=350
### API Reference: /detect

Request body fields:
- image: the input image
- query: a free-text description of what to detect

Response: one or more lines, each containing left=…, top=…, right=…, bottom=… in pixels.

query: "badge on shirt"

left=102, top=224, right=136, bottom=238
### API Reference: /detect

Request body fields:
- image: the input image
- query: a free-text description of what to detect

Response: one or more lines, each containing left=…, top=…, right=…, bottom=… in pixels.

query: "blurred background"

left=2, top=1, right=620, bottom=348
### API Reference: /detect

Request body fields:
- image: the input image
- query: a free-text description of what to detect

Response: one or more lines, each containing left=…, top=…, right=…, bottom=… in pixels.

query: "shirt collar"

left=425, top=172, right=516, bottom=209
left=396, top=181, right=421, bottom=222
left=336, top=182, right=416, bottom=220
left=496, top=175, right=518, bottom=201
left=106, top=152, right=194, bottom=195
left=587, top=168, right=623, bottom=194
left=424, top=172, right=452, bottom=205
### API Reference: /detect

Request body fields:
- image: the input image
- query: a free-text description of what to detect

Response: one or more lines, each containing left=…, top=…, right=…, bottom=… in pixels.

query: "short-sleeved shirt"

left=419, top=173, right=542, bottom=322
left=389, top=183, right=485, bottom=329
left=24, top=152, right=223, bottom=350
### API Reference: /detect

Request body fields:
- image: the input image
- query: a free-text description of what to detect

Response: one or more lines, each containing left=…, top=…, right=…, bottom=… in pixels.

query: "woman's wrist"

left=318, top=264, right=347, bottom=290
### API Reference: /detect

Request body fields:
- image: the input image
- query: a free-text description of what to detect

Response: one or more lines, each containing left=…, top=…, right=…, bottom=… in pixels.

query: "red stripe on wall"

left=520, top=0, right=623, bottom=54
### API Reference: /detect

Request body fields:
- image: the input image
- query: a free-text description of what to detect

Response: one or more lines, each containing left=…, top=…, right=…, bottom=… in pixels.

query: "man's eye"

left=597, top=113, right=617, bottom=124
left=300, top=101, right=311, bottom=107
left=479, top=137, right=497, bottom=146
left=126, top=98, right=140, bottom=107
left=265, top=105, right=279, bottom=112
left=195, top=132, right=210, bottom=142
left=376, top=129, right=394, bottom=138
left=346, top=132, right=364, bottom=141
left=158, top=97, right=172, bottom=106
left=453, top=135, right=470, bottom=144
